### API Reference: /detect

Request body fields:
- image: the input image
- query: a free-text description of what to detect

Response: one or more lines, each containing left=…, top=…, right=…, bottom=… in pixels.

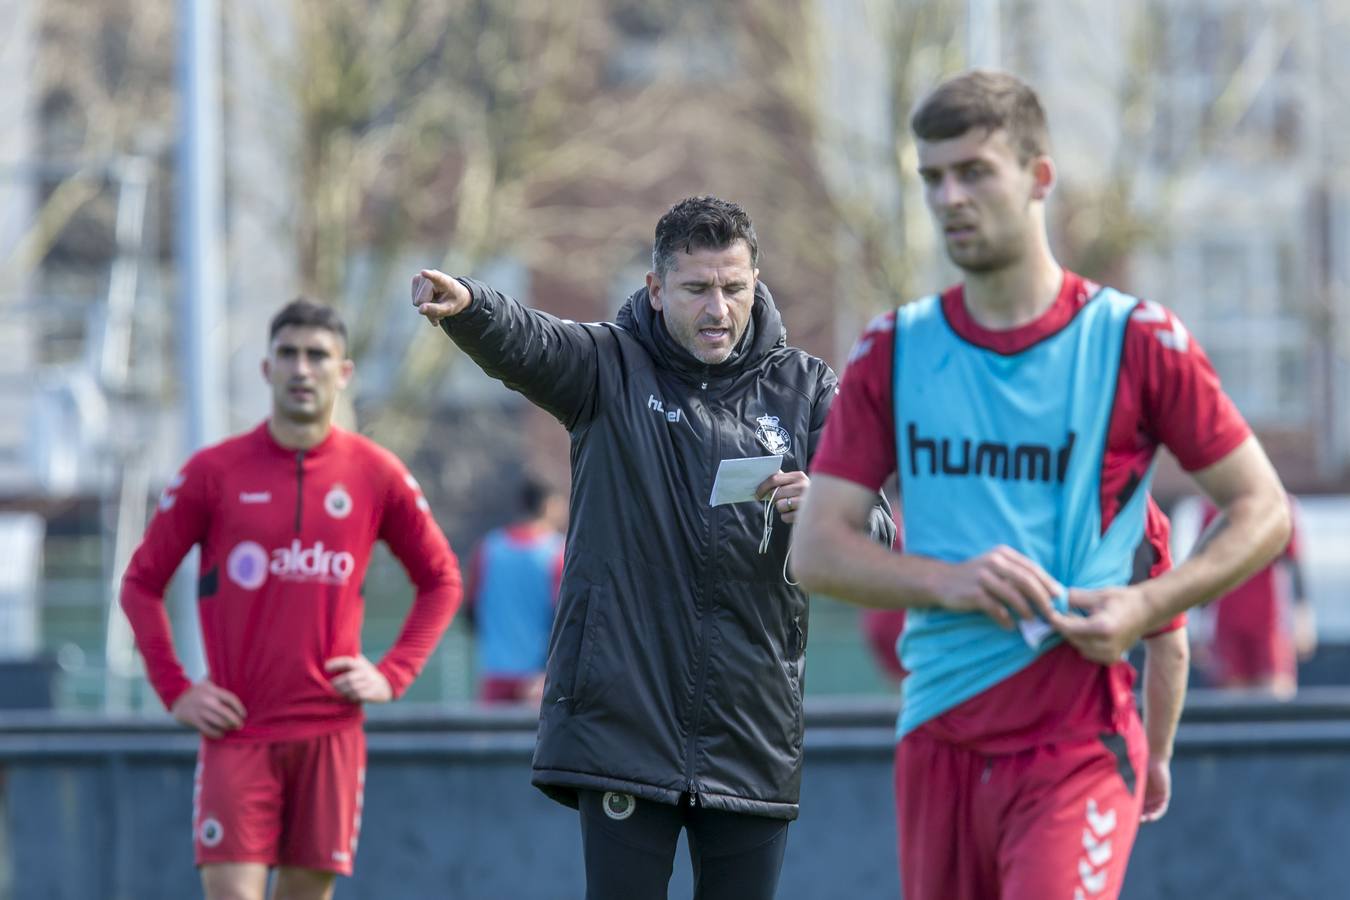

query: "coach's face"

left=263, top=325, right=353, bottom=425
left=917, top=126, right=1054, bottom=274
left=647, top=241, right=758, bottom=365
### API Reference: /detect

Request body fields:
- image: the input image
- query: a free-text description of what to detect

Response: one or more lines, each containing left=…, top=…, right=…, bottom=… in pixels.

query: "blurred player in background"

left=793, top=70, right=1289, bottom=900
left=1194, top=496, right=1314, bottom=698
left=858, top=498, right=908, bottom=687
left=466, top=473, right=566, bottom=705
left=120, top=299, right=462, bottom=900
left=861, top=608, right=908, bottom=685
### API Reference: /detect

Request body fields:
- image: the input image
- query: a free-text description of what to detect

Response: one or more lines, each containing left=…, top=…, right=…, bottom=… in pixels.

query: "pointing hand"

left=411, top=269, right=472, bottom=326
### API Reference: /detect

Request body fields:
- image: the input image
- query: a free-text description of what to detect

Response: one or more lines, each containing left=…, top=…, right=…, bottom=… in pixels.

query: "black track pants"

left=577, top=789, right=790, bottom=900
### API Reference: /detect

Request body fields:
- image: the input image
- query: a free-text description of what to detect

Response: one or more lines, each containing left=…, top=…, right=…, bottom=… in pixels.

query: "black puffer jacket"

left=443, top=278, right=893, bottom=819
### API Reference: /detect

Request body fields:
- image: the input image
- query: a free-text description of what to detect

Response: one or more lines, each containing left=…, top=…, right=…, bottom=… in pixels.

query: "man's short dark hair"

left=651, top=196, right=759, bottom=283
left=910, top=69, right=1050, bottom=163
left=520, top=474, right=558, bottom=518
left=269, top=298, right=348, bottom=348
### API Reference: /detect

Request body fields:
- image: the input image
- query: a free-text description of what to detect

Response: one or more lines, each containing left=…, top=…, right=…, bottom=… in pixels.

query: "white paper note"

left=1018, top=617, right=1054, bottom=649
left=709, top=455, right=784, bottom=506
left=1018, top=590, right=1071, bottom=648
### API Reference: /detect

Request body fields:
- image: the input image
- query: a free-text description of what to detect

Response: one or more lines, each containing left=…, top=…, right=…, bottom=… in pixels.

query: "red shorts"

left=193, top=724, right=366, bottom=875
left=479, top=674, right=543, bottom=704
left=895, top=722, right=1147, bottom=900
left=1212, top=624, right=1295, bottom=685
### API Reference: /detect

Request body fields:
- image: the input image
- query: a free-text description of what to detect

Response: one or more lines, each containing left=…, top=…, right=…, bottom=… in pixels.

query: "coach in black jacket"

left=412, top=196, right=893, bottom=899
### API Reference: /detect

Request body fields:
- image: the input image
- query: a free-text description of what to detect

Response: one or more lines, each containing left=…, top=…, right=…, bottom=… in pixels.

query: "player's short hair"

left=651, top=196, right=759, bottom=283
left=910, top=69, right=1050, bottom=163
left=520, top=474, right=558, bottom=518
left=269, top=298, right=349, bottom=348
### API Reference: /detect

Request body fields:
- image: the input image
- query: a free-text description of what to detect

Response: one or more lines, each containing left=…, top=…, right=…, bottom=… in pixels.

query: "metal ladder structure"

left=0, top=155, right=163, bottom=712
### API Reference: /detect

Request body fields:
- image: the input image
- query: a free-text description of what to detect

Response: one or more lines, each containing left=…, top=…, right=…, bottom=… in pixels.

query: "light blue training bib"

left=893, top=288, right=1154, bottom=736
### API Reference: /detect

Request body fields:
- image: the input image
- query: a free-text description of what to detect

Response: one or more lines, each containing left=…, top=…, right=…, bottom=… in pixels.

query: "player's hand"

left=524, top=673, right=547, bottom=708
left=756, top=470, right=809, bottom=523
left=1141, top=756, right=1172, bottom=822
left=411, top=269, right=473, bottom=326
left=934, top=546, right=1063, bottom=629
left=171, top=680, right=247, bottom=740
left=1051, top=585, right=1152, bottom=664
left=325, top=655, right=393, bottom=704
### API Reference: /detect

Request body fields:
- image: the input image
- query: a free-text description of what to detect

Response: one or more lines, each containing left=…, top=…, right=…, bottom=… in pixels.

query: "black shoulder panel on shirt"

left=198, top=567, right=218, bottom=599
left=1098, top=731, right=1137, bottom=795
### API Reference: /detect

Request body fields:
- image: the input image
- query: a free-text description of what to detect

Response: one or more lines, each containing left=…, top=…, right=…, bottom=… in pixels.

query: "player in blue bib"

left=794, top=70, right=1291, bottom=900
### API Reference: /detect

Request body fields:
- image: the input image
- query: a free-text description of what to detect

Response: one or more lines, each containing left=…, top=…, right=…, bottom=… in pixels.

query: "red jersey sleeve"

left=1142, top=497, right=1185, bottom=637
left=811, top=312, right=898, bottom=491
left=1126, top=300, right=1251, bottom=471
left=119, top=454, right=215, bottom=710
left=373, top=462, right=462, bottom=698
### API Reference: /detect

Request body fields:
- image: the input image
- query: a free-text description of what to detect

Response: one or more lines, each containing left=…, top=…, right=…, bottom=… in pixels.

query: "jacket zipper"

left=293, top=450, right=305, bottom=533
left=684, top=378, right=715, bottom=804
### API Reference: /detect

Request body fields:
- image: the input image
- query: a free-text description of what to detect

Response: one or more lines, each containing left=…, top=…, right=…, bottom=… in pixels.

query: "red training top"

left=121, top=422, right=462, bottom=742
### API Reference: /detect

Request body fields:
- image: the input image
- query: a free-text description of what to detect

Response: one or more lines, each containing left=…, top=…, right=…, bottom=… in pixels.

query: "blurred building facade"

left=7, top=0, right=1344, bottom=511
left=1021, top=0, right=1350, bottom=496
left=1, top=0, right=1348, bottom=708
left=815, top=0, right=1350, bottom=496
left=0, top=0, right=304, bottom=706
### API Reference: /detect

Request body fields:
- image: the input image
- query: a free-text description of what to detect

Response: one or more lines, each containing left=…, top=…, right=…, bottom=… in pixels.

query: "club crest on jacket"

left=755, top=415, right=790, bottom=455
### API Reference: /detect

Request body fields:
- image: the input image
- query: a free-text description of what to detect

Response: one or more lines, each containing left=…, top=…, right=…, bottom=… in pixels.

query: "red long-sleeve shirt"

left=120, top=422, right=461, bottom=741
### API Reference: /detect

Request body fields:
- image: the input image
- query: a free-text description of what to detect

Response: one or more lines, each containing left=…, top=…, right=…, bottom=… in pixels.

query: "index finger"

left=998, top=559, right=1061, bottom=621
left=211, top=686, right=247, bottom=720
left=1003, top=551, right=1064, bottom=597
left=324, top=656, right=358, bottom=673
left=1063, top=588, right=1107, bottom=614
left=1048, top=608, right=1099, bottom=639
left=753, top=471, right=789, bottom=499
left=204, top=700, right=244, bottom=731
left=419, top=268, right=459, bottom=293
left=411, top=273, right=434, bottom=307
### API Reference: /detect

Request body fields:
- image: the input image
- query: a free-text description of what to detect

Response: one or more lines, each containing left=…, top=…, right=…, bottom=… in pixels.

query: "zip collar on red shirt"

left=254, top=420, right=343, bottom=460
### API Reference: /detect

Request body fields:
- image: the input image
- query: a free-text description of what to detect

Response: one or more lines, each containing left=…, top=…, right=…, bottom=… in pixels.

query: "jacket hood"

left=616, top=281, right=788, bottom=378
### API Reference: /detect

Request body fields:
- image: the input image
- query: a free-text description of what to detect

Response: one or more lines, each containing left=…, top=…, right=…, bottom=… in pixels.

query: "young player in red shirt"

left=120, top=299, right=461, bottom=900
left=792, top=70, right=1289, bottom=900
